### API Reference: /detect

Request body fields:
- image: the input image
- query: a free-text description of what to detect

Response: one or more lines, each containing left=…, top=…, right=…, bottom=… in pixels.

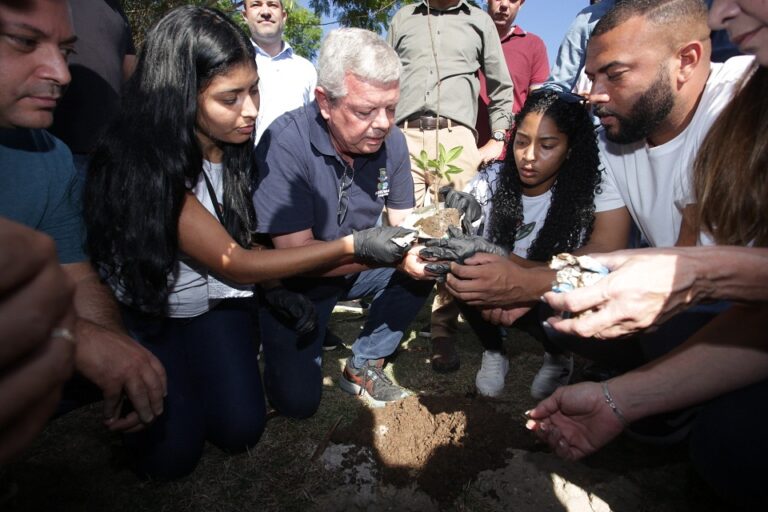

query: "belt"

left=398, top=114, right=452, bottom=130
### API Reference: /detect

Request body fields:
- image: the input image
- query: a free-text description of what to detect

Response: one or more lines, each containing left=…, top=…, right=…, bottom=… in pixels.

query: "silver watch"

left=492, top=130, right=506, bottom=142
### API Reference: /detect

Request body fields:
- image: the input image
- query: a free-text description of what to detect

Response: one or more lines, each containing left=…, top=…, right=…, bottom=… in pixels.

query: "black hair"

left=592, top=0, right=709, bottom=40
left=84, top=6, right=257, bottom=313
left=488, top=90, right=602, bottom=262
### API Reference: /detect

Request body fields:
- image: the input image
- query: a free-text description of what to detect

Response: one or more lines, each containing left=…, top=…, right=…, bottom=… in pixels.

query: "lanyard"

left=202, top=170, right=225, bottom=225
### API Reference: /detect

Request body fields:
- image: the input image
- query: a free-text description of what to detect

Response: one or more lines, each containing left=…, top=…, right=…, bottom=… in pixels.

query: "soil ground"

left=1, top=301, right=728, bottom=511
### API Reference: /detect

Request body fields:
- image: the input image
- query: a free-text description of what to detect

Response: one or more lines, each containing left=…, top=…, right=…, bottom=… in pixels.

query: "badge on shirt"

left=375, top=168, right=390, bottom=198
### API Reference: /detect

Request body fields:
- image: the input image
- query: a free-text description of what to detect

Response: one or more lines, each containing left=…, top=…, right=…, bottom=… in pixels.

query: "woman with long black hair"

left=84, top=6, right=410, bottom=479
left=456, top=89, right=601, bottom=398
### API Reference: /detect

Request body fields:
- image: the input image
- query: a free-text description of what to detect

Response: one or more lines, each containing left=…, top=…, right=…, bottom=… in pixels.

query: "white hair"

left=317, top=27, right=401, bottom=100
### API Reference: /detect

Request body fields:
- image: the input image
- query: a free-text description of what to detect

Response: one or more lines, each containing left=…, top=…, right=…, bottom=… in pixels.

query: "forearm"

left=65, top=263, right=125, bottom=334
left=683, top=246, right=768, bottom=303
left=227, top=238, right=359, bottom=282
left=509, top=253, right=547, bottom=269
left=609, top=304, right=768, bottom=422
left=179, top=195, right=358, bottom=283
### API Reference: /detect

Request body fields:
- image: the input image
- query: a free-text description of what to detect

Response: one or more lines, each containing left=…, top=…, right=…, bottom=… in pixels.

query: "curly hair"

left=488, top=90, right=602, bottom=262
left=84, top=6, right=257, bottom=313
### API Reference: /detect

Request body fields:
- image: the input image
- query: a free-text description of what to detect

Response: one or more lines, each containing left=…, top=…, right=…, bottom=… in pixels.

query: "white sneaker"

left=530, top=352, right=574, bottom=400
left=475, top=351, right=509, bottom=397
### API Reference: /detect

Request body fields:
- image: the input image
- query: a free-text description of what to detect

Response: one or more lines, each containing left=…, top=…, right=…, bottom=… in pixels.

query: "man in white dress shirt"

left=242, top=0, right=317, bottom=144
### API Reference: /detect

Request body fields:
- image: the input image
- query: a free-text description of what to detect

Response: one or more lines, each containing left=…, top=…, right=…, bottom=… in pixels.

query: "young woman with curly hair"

left=462, top=89, right=601, bottom=398
left=83, top=6, right=411, bottom=480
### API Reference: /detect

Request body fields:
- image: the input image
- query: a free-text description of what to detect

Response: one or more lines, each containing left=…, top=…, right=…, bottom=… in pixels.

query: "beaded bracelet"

left=601, top=381, right=628, bottom=427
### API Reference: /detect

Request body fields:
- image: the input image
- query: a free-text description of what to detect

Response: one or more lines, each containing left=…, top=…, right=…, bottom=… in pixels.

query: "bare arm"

left=386, top=207, right=412, bottom=228
left=544, top=246, right=768, bottom=339
left=444, top=207, right=633, bottom=307
left=178, top=194, right=356, bottom=282
left=63, top=262, right=167, bottom=432
left=675, top=204, right=698, bottom=247
left=122, top=54, right=137, bottom=82
left=526, top=303, right=768, bottom=460
left=612, top=303, right=768, bottom=421
left=575, top=207, right=633, bottom=255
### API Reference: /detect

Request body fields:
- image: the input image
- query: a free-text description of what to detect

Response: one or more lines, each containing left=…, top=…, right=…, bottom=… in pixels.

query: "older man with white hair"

left=253, top=28, right=435, bottom=409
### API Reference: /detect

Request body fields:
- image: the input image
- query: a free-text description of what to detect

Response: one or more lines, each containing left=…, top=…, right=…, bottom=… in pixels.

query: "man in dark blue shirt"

left=254, top=28, right=434, bottom=408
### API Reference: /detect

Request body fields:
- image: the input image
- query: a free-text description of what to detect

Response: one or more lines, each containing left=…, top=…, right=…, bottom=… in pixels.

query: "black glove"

left=440, top=186, right=482, bottom=234
left=420, top=226, right=507, bottom=263
left=424, top=262, right=451, bottom=283
left=353, top=226, right=416, bottom=265
left=262, top=286, right=317, bottom=335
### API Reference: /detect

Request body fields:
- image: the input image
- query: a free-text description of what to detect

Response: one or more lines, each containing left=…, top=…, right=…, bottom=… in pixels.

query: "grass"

left=1, top=298, right=725, bottom=511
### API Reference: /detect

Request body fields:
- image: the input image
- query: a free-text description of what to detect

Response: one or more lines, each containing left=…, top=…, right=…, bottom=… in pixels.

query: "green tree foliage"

left=283, top=3, right=323, bottom=61
left=308, top=0, right=401, bottom=34
left=124, top=1, right=236, bottom=48
left=123, top=0, right=321, bottom=60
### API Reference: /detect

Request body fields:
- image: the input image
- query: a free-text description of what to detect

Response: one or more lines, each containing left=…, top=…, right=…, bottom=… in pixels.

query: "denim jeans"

left=259, top=267, right=433, bottom=418
left=121, top=299, right=266, bottom=480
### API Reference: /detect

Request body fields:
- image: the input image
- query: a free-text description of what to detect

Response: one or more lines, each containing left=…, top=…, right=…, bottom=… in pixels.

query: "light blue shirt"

left=546, top=0, right=616, bottom=92
left=253, top=41, right=317, bottom=144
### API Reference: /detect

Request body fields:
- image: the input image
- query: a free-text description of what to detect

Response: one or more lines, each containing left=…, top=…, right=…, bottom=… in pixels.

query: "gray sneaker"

left=530, top=352, right=574, bottom=400
left=339, top=358, right=408, bottom=405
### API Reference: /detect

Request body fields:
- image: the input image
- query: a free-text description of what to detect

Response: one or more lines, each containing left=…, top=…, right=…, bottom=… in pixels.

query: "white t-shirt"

left=253, top=41, right=317, bottom=145
left=513, top=191, right=553, bottom=258
left=166, top=161, right=225, bottom=318
left=466, top=166, right=553, bottom=258
left=594, top=56, right=754, bottom=248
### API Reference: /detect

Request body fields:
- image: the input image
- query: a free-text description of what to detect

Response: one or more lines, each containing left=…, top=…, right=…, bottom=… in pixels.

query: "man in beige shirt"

left=388, top=0, right=514, bottom=372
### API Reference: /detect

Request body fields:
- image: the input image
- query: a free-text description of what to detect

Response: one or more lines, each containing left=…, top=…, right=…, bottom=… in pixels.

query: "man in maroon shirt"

left=428, top=0, right=549, bottom=374
left=476, top=0, right=549, bottom=147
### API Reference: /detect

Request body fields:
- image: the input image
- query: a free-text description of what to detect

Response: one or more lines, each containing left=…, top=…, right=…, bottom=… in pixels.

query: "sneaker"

left=323, top=328, right=344, bottom=351
left=475, top=351, right=509, bottom=397
left=418, top=322, right=431, bottom=338
left=431, top=337, right=460, bottom=373
left=339, top=358, right=409, bottom=405
left=530, top=352, right=574, bottom=400
left=334, top=299, right=368, bottom=314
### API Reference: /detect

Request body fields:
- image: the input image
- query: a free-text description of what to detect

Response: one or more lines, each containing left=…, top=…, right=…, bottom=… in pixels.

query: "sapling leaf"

left=446, top=145, right=463, bottom=162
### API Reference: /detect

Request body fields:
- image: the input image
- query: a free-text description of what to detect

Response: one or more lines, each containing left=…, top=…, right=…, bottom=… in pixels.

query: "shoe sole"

left=338, top=377, right=408, bottom=408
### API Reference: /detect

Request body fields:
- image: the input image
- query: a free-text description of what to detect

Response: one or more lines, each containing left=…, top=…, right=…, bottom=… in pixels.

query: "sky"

left=296, top=0, right=590, bottom=67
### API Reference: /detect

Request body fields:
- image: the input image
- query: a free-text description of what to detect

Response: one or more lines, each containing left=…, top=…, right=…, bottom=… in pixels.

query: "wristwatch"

left=492, top=130, right=506, bottom=142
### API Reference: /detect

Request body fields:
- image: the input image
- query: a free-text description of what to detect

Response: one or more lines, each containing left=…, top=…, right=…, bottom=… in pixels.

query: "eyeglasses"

left=529, top=87, right=588, bottom=105
left=337, top=164, right=355, bottom=226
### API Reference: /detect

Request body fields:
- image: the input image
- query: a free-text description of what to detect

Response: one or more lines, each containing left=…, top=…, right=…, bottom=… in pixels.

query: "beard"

left=594, top=67, right=675, bottom=144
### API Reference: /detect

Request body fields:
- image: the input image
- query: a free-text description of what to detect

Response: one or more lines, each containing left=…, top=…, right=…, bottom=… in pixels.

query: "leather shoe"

left=431, top=337, right=460, bottom=373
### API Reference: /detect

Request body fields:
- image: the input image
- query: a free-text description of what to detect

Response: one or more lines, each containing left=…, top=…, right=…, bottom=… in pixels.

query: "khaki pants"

left=401, top=123, right=482, bottom=208
left=401, top=123, right=481, bottom=341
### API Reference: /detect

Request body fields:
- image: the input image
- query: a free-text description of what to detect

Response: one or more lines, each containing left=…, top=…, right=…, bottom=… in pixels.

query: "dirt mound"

left=332, top=394, right=541, bottom=502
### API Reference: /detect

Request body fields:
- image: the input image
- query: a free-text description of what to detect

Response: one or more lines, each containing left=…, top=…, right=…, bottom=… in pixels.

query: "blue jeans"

left=259, top=268, right=432, bottom=418
left=121, top=299, right=266, bottom=480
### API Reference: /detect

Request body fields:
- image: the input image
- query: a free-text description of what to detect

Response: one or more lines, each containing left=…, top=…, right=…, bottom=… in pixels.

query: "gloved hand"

left=420, top=226, right=507, bottom=263
left=440, top=186, right=482, bottom=234
left=262, top=286, right=317, bottom=335
left=353, top=226, right=417, bottom=265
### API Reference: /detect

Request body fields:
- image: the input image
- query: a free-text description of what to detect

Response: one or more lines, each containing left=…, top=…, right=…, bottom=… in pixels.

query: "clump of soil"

left=331, top=394, right=540, bottom=502
left=413, top=207, right=460, bottom=238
